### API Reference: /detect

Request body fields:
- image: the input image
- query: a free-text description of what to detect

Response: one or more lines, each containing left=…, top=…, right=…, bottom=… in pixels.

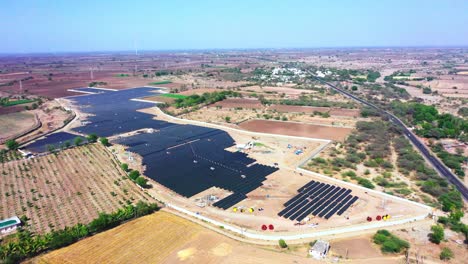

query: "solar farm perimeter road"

left=314, top=77, right=468, bottom=201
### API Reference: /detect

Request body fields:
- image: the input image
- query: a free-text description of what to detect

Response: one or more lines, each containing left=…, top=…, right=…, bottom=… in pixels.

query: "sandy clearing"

left=239, top=119, right=352, bottom=141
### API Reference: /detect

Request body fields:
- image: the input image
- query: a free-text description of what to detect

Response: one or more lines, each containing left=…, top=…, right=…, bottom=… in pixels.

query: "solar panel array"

left=279, top=180, right=358, bottom=221
left=25, top=132, right=85, bottom=153
left=36, top=87, right=279, bottom=208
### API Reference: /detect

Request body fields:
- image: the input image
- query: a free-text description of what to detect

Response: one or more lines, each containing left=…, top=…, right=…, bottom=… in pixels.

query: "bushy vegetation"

left=439, top=247, right=454, bottom=261
left=373, top=230, right=410, bottom=253
left=393, top=137, right=459, bottom=203
left=437, top=210, right=468, bottom=242
left=278, top=239, right=288, bottom=248
left=160, top=93, right=187, bottom=99
left=174, top=91, right=241, bottom=108
left=274, top=94, right=357, bottom=109
left=88, top=81, right=107, bottom=87
left=5, top=139, right=19, bottom=150
left=86, top=133, right=98, bottom=143
left=360, top=106, right=380, bottom=117
left=0, top=202, right=159, bottom=263
left=149, top=80, right=172, bottom=85
left=391, top=102, right=468, bottom=142
left=429, top=225, right=445, bottom=244
left=431, top=143, right=465, bottom=177
left=458, top=107, right=468, bottom=117
left=99, top=137, right=110, bottom=146
left=0, top=98, right=35, bottom=107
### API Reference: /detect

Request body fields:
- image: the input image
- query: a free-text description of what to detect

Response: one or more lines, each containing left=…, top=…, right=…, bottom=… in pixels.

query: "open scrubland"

left=0, top=144, right=149, bottom=234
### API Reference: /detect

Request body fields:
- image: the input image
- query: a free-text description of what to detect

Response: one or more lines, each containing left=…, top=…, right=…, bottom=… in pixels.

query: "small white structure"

left=309, top=240, right=330, bottom=260
left=236, top=141, right=254, bottom=150
left=0, top=216, right=21, bottom=235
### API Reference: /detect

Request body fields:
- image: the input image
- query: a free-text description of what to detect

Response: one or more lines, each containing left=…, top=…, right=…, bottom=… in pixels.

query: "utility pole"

left=90, top=67, right=94, bottom=80
left=19, top=80, right=23, bottom=93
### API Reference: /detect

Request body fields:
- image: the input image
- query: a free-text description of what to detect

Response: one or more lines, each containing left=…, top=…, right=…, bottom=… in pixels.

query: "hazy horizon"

left=2, top=0, right=468, bottom=53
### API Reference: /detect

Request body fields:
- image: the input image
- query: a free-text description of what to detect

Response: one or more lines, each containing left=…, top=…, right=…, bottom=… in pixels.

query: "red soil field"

left=239, top=119, right=352, bottom=141
left=210, top=98, right=263, bottom=109
left=269, top=104, right=360, bottom=117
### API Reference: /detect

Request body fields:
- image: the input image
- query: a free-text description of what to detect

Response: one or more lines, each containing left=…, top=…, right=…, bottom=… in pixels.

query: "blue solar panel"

left=279, top=180, right=358, bottom=221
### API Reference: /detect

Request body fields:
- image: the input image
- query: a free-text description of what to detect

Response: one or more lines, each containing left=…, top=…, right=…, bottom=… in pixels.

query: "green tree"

left=225, top=116, right=231, bottom=123
left=439, top=247, right=453, bottom=260
left=128, top=170, right=140, bottom=181
left=47, top=144, right=56, bottom=153
left=120, top=163, right=129, bottom=172
left=429, top=225, right=444, bottom=244
left=64, top=141, right=71, bottom=148
left=5, top=139, right=19, bottom=150
left=136, top=176, right=148, bottom=188
left=278, top=239, right=288, bottom=249
left=99, top=137, right=109, bottom=146
left=86, top=133, right=98, bottom=143
left=74, top=137, right=83, bottom=146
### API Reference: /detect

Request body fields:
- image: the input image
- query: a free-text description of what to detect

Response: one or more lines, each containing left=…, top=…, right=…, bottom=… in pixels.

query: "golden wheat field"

left=34, top=211, right=311, bottom=264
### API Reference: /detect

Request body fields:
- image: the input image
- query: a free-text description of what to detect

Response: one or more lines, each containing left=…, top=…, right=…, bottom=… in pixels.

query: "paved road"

left=314, top=77, right=468, bottom=200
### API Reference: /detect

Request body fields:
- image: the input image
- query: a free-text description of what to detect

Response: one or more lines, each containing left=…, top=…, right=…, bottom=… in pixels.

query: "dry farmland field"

left=239, top=119, right=353, bottom=141
left=0, top=144, right=150, bottom=234
left=269, top=105, right=360, bottom=117
left=210, top=98, right=264, bottom=109
left=0, top=111, right=37, bottom=143
left=34, top=211, right=308, bottom=264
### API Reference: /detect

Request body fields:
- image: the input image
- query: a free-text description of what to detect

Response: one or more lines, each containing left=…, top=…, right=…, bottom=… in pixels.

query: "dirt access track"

left=239, top=119, right=353, bottom=141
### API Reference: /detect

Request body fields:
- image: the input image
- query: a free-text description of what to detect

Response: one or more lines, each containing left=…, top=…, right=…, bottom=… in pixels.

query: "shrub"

left=373, top=230, right=409, bottom=253
left=5, top=139, right=19, bottom=150
left=357, top=177, right=375, bottom=189
left=120, top=163, right=129, bottom=172
left=128, top=170, right=140, bottom=181
left=278, top=239, right=288, bottom=248
left=429, top=225, right=444, bottom=244
left=74, top=137, right=83, bottom=146
left=99, top=137, right=109, bottom=146
left=439, top=191, right=463, bottom=212
left=439, top=247, right=453, bottom=260
left=86, top=133, right=98, bottom=143
left=136, top=176, right=148, bottom=188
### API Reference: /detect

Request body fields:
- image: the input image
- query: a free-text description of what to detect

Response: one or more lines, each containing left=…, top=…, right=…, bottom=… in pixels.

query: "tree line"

left=0, top=202, right=159, bottom=263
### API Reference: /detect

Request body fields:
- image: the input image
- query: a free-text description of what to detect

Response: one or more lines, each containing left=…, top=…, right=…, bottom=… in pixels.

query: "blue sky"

left=1, top=0, right=467, bottom=53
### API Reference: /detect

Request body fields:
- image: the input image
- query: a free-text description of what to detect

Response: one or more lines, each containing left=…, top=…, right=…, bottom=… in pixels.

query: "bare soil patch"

left=0, top=111, right=36, bottom=142
left=239, top=119, right=352, bottom=141
left=269, top=105, right=360, bottom=117
left=211, top=98, right=263, bottom=109
left=177, top=88, right=220, bottom=95
left=330, top=236, right=383, bottom=259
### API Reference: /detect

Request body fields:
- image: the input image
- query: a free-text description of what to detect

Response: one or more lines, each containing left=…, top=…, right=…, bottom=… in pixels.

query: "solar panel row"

left=278, top=180, right=358, bottom=221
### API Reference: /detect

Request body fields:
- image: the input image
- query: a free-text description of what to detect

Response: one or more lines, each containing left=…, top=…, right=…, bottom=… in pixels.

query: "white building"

left=0, top=216, right=21, bottom=235
left=309, top=240, right=330, bottom=260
